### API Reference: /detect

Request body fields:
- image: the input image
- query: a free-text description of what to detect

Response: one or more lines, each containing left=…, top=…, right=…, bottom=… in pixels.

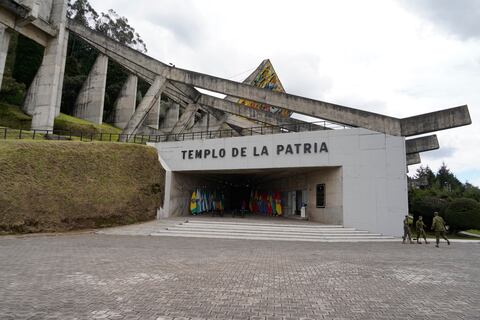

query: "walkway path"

left=0, top=231, right=478, bottom=319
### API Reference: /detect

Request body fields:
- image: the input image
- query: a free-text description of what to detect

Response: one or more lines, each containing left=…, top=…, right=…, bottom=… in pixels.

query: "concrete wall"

left=160, top=172, right=218, bottom=218
left=151, top=128, right=408, bottom=236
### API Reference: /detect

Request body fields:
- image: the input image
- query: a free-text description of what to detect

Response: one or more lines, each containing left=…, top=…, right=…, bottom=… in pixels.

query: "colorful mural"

left=237, top=61, right=291, bottom=118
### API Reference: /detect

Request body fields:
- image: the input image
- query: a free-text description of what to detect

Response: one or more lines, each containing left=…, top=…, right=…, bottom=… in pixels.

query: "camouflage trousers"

left=416, top=229, right=427, bottom=242
left=435, top=230, right=449, bottom=245
left=402, top=226, right=412, bottom=242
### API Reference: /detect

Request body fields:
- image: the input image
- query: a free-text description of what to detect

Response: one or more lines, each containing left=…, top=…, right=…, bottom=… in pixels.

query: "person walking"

left=402, top=215, right=413, bottom=244
left=431, top=211, right=450, bottom=247
left=415, top=216, right=429, bottom=244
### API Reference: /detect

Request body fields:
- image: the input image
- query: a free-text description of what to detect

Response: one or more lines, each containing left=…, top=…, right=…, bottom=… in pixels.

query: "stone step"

left=161, top=228, right=388, bottom=238
left=150, top=231, right=396, bottom=242
left=185, top=219, right=344, bottom=229
left=173, top=224, right=363, bottom=233
left=148, top=219, right=395, bottom=242
left=165, top=226, right=374, bottom=236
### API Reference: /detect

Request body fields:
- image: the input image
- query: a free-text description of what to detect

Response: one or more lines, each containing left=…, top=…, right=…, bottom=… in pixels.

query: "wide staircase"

left=150, top=219, right=396, bottom=242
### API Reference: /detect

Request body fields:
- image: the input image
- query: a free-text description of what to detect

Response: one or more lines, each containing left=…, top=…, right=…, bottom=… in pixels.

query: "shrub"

left=409, top=195, right=449, bottom=226
left=445, top=198, right=480, bottom=231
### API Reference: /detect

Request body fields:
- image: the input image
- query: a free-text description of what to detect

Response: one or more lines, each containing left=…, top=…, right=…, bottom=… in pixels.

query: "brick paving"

left=0, top=233, right=479, bottom=319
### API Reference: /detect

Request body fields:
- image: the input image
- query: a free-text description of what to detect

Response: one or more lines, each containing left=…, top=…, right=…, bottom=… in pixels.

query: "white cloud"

left=90, top=0, right=480, bottom=185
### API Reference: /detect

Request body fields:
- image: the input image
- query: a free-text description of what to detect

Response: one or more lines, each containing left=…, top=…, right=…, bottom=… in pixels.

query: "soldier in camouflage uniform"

left=402, top=215, right=413, bottom=244
left=431, top=211, right=450, bottom=247
left=415, top=216, right=429, bottom=244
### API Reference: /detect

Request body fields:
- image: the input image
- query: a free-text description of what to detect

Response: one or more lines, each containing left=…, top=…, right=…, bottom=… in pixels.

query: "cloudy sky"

left=90, top=0, right=480, bottom=185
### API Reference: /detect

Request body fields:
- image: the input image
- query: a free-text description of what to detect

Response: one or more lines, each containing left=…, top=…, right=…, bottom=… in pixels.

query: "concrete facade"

left=0, top=25, right=10, bottom=90
left=73, top=54, right=108, bottom=124
left=151, top=128, right=408, bottom=236
left=23, top=0, right=68, bottom=130
left=113, top=74, right=138, bottom=129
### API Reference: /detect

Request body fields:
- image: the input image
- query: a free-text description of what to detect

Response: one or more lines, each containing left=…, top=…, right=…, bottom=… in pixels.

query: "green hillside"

left=0, top=102, right=121, bottom=134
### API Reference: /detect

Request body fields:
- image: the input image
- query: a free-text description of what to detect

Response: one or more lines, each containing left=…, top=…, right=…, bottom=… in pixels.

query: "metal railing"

left=0, top=120, right=349, bottom=144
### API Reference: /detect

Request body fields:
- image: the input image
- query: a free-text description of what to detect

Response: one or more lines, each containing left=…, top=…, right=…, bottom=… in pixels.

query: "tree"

left=414, top=165, right=436, bottom=188
left=463, top=183, right=480, bottom=202
left=95, top=10, right=147, bottom=53
left=436, top=162, right=463, bottom=193
left=67, top=0, right=98, bottom=28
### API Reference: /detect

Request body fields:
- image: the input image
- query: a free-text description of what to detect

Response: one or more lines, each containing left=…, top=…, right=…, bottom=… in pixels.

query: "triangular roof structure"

left=228, top=59, right=291, bottom=118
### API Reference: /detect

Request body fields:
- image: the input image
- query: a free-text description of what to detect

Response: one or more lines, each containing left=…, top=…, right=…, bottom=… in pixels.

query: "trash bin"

left=300, top=203, right=307, bottom=218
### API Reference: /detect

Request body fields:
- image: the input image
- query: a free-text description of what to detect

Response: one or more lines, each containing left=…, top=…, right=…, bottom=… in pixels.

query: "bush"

left=445, top=198, right=480, bottom=231
left=409, top=195, right=449, bottom=226
left=0, top=76, right=26, bottom=105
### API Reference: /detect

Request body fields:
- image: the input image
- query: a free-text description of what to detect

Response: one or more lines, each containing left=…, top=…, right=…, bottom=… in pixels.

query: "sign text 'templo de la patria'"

left=181, top=142, right=328, bottom=160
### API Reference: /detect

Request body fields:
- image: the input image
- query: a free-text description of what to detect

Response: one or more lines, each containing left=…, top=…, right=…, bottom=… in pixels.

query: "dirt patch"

left=0, top=141, right=165, bottom=234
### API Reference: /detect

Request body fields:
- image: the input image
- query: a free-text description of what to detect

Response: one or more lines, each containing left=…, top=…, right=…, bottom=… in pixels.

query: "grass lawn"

left=465, top=229, right=480, bottom=235
left=0, top=102, right=122, bottom=135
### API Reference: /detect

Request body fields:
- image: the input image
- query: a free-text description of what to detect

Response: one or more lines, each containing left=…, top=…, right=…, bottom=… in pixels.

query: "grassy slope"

left=0, top=102, right=121, bottom=134
left=0, top=102, right=32, bottom=129
left=0, top=140, right=165, bottom=233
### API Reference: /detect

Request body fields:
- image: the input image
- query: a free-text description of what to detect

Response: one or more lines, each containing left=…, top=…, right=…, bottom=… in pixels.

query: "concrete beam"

left=67, top=21, right=401, bottom=134
left=54, top=29, right=68, bottom=116
left=67, top=21, right=471, bottom=136
left=65, top=23, right=308, bottom=133
left=0, top=24, right=10, bottom=89
left=406, top=153, right=421, bottom=166
left=24, top=0, right=67, bottom=130
left=400, top=105, right=472, bottom=137
left=145, top=98, right=160, bottom=129
left=113, top=74, right=138, bottom=129
left=0, top=6, right=55, bottom=47
left=169, top=103, right=199, bottom=136
left=163, top=83, right=260, bottom=131
left=122, top=75, right=167, bottom=140
left=198, top=94, right=301, bottom=128
left=73, top=54, right=108, bottom=124
left=159, top=101, right=180, bottom=131
left=405, top=135, right=439, bottom=155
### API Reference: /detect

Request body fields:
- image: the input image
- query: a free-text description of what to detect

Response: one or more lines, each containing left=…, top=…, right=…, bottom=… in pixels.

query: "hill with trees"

left=409, top=163, right=480, bottom=232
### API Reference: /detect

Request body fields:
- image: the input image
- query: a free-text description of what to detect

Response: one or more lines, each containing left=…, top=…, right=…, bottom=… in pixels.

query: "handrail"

left=0, top=120, right=349, bottom=144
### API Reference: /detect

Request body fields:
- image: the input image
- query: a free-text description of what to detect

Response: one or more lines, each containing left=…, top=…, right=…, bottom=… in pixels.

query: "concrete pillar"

left=121, top=75, right=167, bottom=140
left=24, top=0, right=68, bottom=130
left=55, top=30, right=69, bottom=116
left=72, top=54, right=108, bottom=124
left=0, top=25, right=11, bottom=90
left=160, top=102, right=180, bottom=131
left=145, top=97, right=160, bottom=129
left=113, top=74, right=138, bottom=129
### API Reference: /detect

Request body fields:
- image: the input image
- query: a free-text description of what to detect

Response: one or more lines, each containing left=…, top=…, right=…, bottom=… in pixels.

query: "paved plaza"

left=0, top=230, right=479, bottom=320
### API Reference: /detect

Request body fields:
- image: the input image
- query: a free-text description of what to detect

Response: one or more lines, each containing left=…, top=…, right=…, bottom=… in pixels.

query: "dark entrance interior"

left=182, top=167, right=318, bottom=217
